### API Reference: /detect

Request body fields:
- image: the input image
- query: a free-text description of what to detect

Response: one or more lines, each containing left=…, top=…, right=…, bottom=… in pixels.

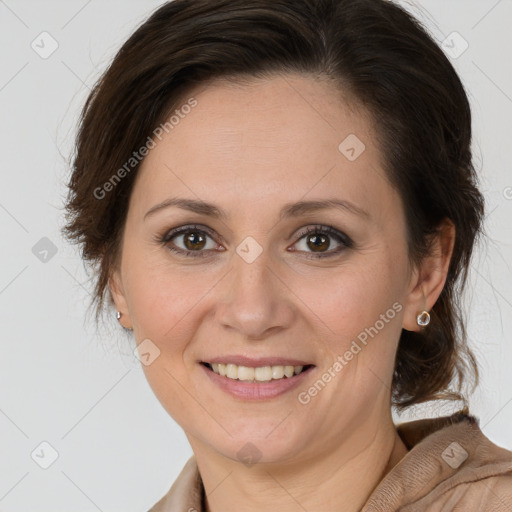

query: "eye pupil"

left=184, top=231, right=206, bottom=250
left=307, top=234, right=329, bottom=252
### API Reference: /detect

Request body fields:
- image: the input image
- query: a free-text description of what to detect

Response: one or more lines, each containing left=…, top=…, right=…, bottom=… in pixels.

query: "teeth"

left=226, top=363, right=238, bottom=379
left=238, top=366, right=255, bottom=380
left=207, top=363, right=304, bottom=381
left=254, top=366, right=272, bottom=382
left=272, top=366, right=285, bottom=379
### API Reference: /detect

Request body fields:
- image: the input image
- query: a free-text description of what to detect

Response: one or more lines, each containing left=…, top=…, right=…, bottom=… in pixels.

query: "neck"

left=191, top=419, right=409, bottom=512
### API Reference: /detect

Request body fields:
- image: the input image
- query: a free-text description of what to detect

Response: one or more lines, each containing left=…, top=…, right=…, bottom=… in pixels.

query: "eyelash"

left=158, top=224, right=353, bottom=260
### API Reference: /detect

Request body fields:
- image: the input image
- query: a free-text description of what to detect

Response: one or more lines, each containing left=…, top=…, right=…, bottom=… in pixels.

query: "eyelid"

left=161, top=223, right=230, bottom=249
left=161, top=223, right=216, bottom=241
left=292, top=224, right=353, bottom=248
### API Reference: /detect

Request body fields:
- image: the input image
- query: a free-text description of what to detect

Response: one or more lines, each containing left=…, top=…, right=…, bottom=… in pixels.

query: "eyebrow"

left=144, top=197, right=370, bottom=221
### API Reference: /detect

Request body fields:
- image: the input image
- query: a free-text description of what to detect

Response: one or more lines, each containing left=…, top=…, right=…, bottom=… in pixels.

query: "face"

left=111, top=74, right=425, bottom=465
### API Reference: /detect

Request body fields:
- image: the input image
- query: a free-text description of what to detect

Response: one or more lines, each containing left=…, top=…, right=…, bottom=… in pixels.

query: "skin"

left=110, top=74, right=455, bottom=512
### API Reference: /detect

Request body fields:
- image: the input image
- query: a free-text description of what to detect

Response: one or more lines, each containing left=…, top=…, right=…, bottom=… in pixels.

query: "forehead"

left=132, top=74, right=393, bottom=219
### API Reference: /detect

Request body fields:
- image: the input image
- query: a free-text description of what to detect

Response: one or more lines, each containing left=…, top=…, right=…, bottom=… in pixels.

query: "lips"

left=200, top=360, right=315, bottom=399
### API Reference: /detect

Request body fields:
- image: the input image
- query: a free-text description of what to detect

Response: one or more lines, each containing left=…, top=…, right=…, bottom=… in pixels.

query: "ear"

left=109, top=267, right=132, bottom=329
left=402, top=218, right=455, bottom=332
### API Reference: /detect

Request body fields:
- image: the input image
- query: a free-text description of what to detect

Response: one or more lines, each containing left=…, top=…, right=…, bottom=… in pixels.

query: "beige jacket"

left=148, top=412, right=512, bottom=511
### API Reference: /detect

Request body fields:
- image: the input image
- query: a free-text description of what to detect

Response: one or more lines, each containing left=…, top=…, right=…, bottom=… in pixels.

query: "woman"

left=62, top=0, right=512, bottom=510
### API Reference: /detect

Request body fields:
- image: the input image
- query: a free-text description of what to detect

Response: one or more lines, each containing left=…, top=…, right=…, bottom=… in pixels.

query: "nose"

left=214, top=246, right=295, bottom=341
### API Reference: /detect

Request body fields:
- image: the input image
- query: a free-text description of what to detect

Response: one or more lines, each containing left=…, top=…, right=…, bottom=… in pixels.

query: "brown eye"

left=291, top=225, right=352, bottom=259
left=161, top=224, right=220, bottom=257
left=306, top=233, right=330, bottom=252
left=183, top=231, right=207, bottom=251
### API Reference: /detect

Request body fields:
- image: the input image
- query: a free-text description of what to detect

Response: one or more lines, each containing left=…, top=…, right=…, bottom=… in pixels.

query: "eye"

left=160, top=224, right=223, bottom=258
left=159, top=223, right=352, bottom=260
left=289, top=225, right=352, bottom=259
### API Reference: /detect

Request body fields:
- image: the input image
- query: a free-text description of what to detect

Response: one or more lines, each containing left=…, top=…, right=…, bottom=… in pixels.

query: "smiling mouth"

left=201, top=362, right=313, bottom=382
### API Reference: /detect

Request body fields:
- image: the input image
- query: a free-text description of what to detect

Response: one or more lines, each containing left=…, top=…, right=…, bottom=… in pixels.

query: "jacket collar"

left=149, top=411, right=512, bottom=511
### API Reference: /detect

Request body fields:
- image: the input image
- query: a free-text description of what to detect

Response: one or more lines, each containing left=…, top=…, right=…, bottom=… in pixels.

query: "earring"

left=116, top=311, right=133, bottom=331
left=417, top=310, right=430, bottom=327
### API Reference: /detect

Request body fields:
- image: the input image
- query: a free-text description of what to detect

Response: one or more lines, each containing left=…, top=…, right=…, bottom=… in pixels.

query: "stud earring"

left=116, top=311, right=133, bottom=331
left=417, top=310, right=430, bottom=327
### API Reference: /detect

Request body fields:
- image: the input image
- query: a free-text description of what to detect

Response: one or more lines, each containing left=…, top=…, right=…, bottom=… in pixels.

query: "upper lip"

left=202, top=356, right=314, bottom=367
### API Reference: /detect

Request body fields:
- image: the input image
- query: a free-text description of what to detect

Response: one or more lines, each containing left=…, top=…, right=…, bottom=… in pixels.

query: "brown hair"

left=62, top=0, right=485, bottom=409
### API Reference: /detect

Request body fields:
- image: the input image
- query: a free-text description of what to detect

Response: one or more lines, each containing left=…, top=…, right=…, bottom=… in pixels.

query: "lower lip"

left=201, top=364, right=314, bottom=400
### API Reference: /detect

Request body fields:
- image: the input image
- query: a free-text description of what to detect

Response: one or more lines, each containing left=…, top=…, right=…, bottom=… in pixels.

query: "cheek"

left=300, top=264, right=406, bottom=413
left=309, top=258, right=405, bottom=343
left=306, top=257, right=407, bottom=398
left=121, top=245, right=213, bottom=423
left=121, top=238, right=215, bottom=340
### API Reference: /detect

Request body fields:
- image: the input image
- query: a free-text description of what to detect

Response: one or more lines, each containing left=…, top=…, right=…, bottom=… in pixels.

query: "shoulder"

left=363, top=411, right=512, bottom=511
left=147, top=456, right=203, bottom=512
left=404, top=413, right=512, bottom=511
left=409, top=473, right=512, bottom=511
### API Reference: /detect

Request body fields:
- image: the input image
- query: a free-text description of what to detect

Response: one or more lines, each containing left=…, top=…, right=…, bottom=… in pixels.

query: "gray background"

left=0, top=1, right=511, bottom=510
